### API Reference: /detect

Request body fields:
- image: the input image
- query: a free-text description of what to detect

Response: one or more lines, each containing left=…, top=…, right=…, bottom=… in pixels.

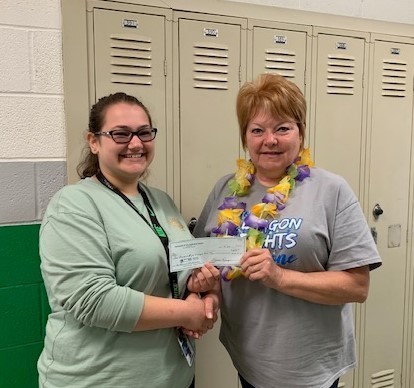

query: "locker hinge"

left=164, top=60, right=167, bottom=77
left=239, top=66, right=242, bottom=83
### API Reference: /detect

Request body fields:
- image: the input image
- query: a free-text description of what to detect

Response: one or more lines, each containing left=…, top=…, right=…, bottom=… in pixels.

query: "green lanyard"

left=96, top=171, right=179, bottom=299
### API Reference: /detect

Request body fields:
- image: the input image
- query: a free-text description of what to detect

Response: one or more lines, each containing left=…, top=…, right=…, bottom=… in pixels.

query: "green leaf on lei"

left=287, top=163, right=298, bottom=178
left=246, top=228, right=266, bottom=250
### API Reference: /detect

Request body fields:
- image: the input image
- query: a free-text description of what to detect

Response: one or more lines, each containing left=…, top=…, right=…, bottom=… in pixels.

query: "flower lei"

left=214, top=148, right=314, bottom=281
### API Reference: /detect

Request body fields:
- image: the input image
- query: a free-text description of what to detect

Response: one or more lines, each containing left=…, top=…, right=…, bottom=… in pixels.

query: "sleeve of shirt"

left=327, top=179, right=382, bottom=271
left=192, top=174, right=232, bottom=238
left=40, top=191, right=143, bottom=333
left=192, top=193, right=214, bottom=238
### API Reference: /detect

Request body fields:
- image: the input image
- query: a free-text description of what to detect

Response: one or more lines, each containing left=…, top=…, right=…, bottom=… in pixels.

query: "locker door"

left=178, top=17, right=244, bottom=388
left=93, top=8, right=169, bottom=191
left=363, top=40, right=414, bottom=388
left=252, top=26, right=307, bottom=91
left=179, top=18, right=243, bottom=222
left=312, top=33, right=366, bottom=197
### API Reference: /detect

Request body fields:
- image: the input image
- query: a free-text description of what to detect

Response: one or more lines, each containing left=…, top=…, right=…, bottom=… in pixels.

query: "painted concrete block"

left=0, top=342, right=43, bottom=388
left=0, top=96, right=65, bottom=158
left=36, top=161, right=67, bottom=219
left=0, top=27, right=31, bottom=92
left=33, top=30, right=63, bottom=94
left=0, top=162, right=36, bottom=223
left=0, top=284, right=43, bottom=348
left=0, top=0, right=61, bottom=29
left=0, top=224, right=42, bottom=286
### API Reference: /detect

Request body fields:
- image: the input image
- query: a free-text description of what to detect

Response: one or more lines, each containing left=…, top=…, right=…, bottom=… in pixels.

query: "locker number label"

left=274, top=35, right=287, bottom=44
left=123, top=19, right=138, bottom=28
left=204, top=28, right=218, bottom=37
left=336, top=42, right=347, bottom=50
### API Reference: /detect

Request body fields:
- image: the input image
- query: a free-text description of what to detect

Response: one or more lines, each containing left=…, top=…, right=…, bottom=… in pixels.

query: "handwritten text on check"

left=169, top=237, right=246, bottom=272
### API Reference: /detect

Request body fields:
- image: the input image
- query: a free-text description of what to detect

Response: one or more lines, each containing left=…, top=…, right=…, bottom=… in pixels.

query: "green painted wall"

left=0, top=224, right=50, bottom=388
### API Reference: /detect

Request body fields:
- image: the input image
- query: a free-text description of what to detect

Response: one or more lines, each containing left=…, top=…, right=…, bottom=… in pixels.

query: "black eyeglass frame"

left=95, top=128, right=158, bottom=143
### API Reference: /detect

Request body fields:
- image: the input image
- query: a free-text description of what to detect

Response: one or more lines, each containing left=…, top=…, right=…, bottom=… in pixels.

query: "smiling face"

left=246, top=109, right=302, bottom=186
left=88, top=102, right=155, bottom=194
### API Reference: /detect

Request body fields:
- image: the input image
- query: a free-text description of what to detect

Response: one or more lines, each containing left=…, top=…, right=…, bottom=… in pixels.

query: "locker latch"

left=371, top=227, right=378, bottom=244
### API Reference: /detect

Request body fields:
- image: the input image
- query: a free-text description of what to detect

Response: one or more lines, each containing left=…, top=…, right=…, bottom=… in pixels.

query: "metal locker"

left=362, top=39, right=414, bottom=388
left=178, top=16, right=246, bottom=222
left=251, top=25, right=308, bottom=91
left=311, top=30, right=369, bottom=388
left=311, top=31, right=368, bottom=198
left=176, top=14, right=247, bottom=388
left=92, top=8, right=170, bottom=192
left=249, top=20, right=311, bottom=148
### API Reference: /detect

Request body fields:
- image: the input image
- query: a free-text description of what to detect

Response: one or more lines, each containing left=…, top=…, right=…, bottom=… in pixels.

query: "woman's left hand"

left=240, top=248, right=370, bottom=305
left=240, top=248, right=283, bottom=289
left=202, top=291, right=220, bottom=322
left=187, top=262, right=221, bottom=293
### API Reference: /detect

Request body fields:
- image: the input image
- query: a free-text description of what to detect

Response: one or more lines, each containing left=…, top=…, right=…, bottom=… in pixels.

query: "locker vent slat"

left=371, top=369, right=394, bottom=388
left=326, top=54, right=356, bottom=95
left=382, top=59, right=407, bottom=97
left=193, top=42, right=229, bottom=90
left=263, top=49, right=297, bottom=78
left=109, top=34, right=153, bottom=86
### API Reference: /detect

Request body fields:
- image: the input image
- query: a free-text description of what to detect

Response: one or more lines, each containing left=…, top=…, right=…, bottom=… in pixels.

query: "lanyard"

left=96, top=171, right=180, bottom=299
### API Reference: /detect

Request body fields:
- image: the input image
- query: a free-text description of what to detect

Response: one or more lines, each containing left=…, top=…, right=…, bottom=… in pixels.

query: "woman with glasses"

left=193, top=74, right=382, bottom=388
left=38, top=92, right=219, bottom=388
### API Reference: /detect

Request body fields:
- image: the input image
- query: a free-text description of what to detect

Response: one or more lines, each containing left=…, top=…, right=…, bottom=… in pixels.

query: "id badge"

left=177, top=329, right=195, bottom=367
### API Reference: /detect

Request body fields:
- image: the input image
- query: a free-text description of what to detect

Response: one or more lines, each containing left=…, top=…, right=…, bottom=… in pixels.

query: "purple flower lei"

left=214, top=148, right=313, bottom=280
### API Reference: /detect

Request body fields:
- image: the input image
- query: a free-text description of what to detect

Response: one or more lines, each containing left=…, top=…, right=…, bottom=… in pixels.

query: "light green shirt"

left=38, top=178, right=194, bottom=388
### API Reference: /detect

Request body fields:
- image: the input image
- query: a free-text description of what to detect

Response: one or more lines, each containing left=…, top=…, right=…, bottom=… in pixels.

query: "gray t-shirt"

left=194, top=167, right=381, bottom=388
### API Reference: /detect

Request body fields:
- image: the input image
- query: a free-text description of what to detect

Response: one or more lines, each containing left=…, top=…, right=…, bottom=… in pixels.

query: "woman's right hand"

left=182, top=293, right=215, bottom=337
left=134, top=292, right=217, bottom=333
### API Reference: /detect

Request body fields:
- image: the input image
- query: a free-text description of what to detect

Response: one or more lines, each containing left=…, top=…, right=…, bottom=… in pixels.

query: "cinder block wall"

left=0, top=225, right=50, bottom=387
left=0, top=0, right=66, bottom=225
left=0, top=1, right=66, bottom=386
left=1, top=0, right=413, bottom=387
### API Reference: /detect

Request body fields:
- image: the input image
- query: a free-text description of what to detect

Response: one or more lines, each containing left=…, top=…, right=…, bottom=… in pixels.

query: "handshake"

left=182, top=263, right=221, bottom=339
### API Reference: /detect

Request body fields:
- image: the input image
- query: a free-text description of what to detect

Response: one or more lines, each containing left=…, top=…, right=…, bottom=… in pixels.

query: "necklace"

left=214, top=148, right=314, bottom=280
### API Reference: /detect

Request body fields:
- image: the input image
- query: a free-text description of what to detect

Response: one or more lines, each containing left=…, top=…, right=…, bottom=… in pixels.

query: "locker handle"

left=188, top=217, right=197, bottom=233
left=373, top=204, right=384, bottom=220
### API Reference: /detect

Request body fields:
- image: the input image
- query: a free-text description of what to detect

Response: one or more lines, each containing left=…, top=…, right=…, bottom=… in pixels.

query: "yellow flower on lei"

left=217, top=208, right=244, bottom=226
left=297, top=148, right=314, bottom=167
left=229, top=159, right=255, bottom=195
left=251, top=203, right=277, bottom=218
left=223, top=266, right=244, bottom=280
left=236, top=159, right=255, bottom=175
left=267, top=176, right=291, bottom=203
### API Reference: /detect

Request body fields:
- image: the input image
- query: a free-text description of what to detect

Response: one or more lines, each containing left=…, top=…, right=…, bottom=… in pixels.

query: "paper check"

left=169, top=237, right=246, bottom=272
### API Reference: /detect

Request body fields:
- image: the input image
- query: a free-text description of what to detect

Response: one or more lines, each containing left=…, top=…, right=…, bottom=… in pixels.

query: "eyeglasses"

left=95, top=128, right=157, bottom=143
